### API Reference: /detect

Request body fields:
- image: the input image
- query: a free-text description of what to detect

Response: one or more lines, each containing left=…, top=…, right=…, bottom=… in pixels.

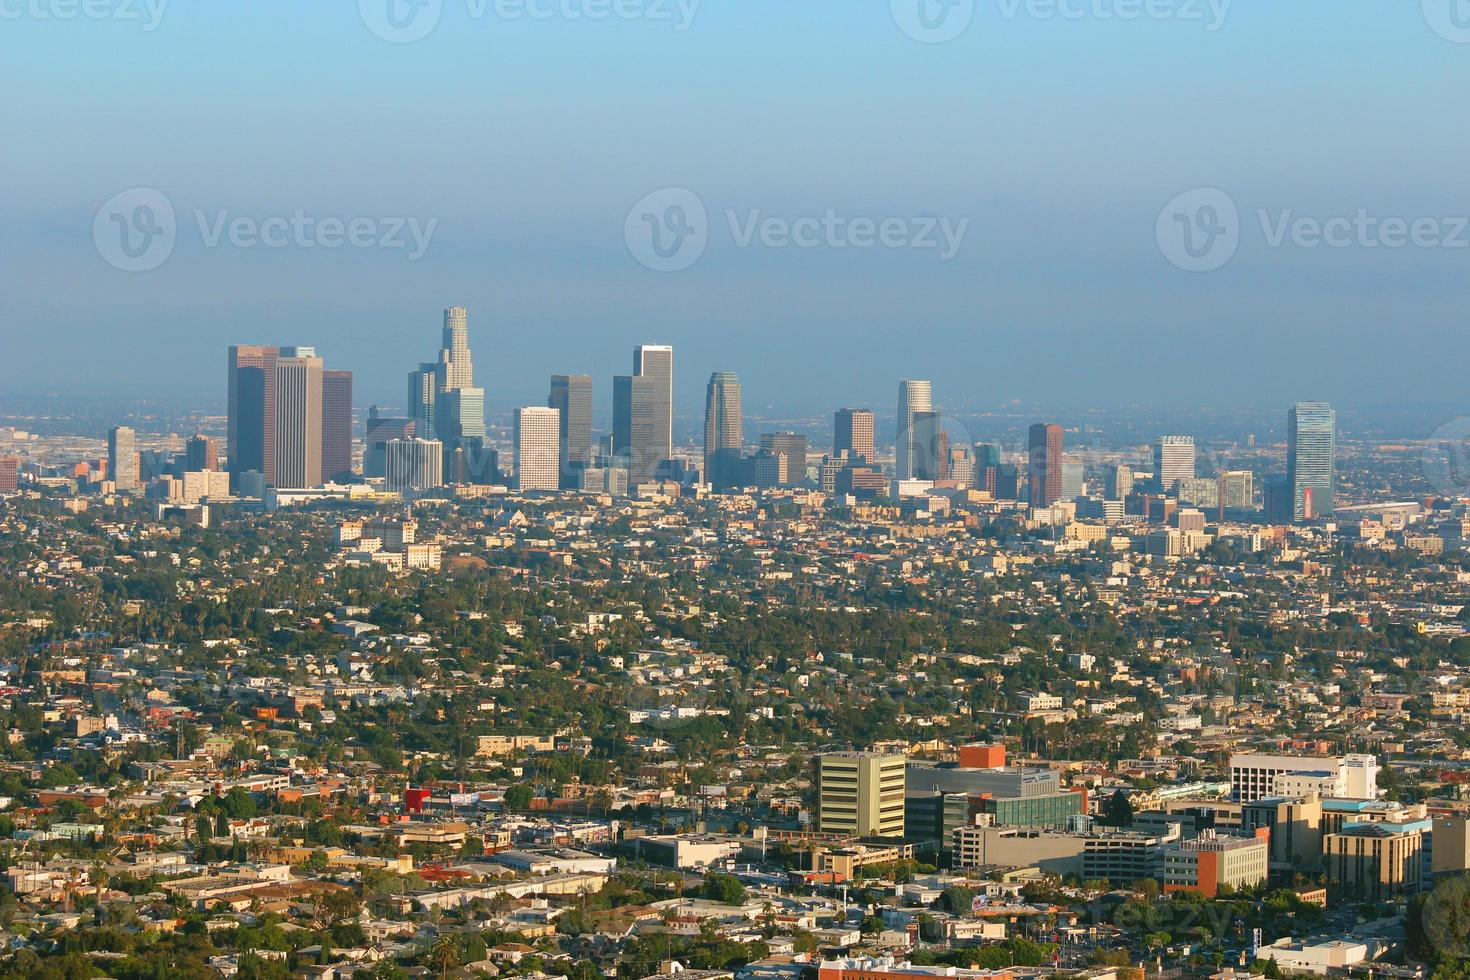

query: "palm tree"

left=429, top=933, right=460, bottom=980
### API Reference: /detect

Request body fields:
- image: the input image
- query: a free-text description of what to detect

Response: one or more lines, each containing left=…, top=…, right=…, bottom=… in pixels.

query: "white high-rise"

left=273, top=353, right=324, bottom=489
left=1155, top=436, right=1196, bottom=492
left=438, top=306, right=474, bottom=390
left=385, top=438, right=444, bottom=493
left=428, top=306, right=485, bottom=447
left=108, top=426, right=139, bottom=492
left=896, top=379, right=933, bottom=481
left=515, top=407, right=561, bottom=492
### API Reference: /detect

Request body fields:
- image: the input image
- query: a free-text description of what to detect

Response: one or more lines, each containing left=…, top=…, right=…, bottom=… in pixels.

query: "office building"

left=1242, top=795, right=1323, bottom=871
left=408, top=363, right=439, bottom=440
left=1082, top=827, right=1177, bottom=885
left=836, top=463, right=887, bottom=498
left=1028, top=423, right=1063, bottom=506
left=1061, top=458, right=1084, bottom=500
left=108, top=426, right=139, bottom=492
left=613, top=344, right=673, bottom=484
left=322, top=369, right=354, bottom=483
left=815, top=751, right=907, bottom=837
left=906, top=752, right=1084, bottom=830
left=0, top=456, right=18, bottom=493
left=904, top=791, right=972, bottom=855
left=424, top=307, right=486, bottom=464
left=952, top=825, right=1087, bottom=876
left=1162, top=830, right=1270, bottom=897
left=974, top=444, right=1003, bottom=494
left=1289, top=401, right=1336, bottom=520
left=437, top=386, right=486, bottom=442
left=896, top=380, right=933, bottom=481
left=549, top=375, right=593, bottom=489
left=1219, top=470, right=1254, bottom=511
left=184, top=435, right=218, bottom=473
left=273, top=352, right=324, bottom=489
left=438, top=306, right=473, bottom=389
left=1323, top=824, right=1423, bottom=898
left=364, top=412, right=415, bottom=479
left=1107, top=463, right=1134, bottom=500
left=1155, top=436, right=1196, bottom=492
left=384, top=438, right=443, bottom=493
left=515, top=407, right=561, bottom=492
left=761, top=432, right=809, bottom=486
left=1230, top=753, right=1378, bottom=803
left=1263, top=473, right=1293, bottom=524
left=908, top=411, right=940, bottom=482
left=227, top=344, right=279, bottom=482
left=1432, top=816, right=1470, bottom=877
left=703, top=371, right=743, bottom=490
left=835, top=408, right=876, bottom=463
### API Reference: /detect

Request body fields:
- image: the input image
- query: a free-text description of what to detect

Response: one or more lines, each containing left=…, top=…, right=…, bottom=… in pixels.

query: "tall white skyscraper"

left=420, top=306, right=484, bottom=450
left=273, top=353, right=324, bottom=489
left=108, top=425, right=139, bottom=492
left=896, top=379, right=933, bottom=481
left=515, top=407, right=561, bottom=491
left=438, top=306, right=474, bottom=390
left=1155, top=435, right=1197, bottom=492
left=1289, top=401, right=1335, bottom=521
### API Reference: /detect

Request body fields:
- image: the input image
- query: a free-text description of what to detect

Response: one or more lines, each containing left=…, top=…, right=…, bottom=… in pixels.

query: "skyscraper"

left=896, top=380, right=933, bottom=481
left=384, top=438, right=443, bottom=494
left=227, top=345, right=279, bottom=482
left=438, top=306, right=474, bottom=390
left=1219, top=470, right=1254, bottom=512
left=910, top=411, right=940, bottom=482
left=835, top=408, right=876, bottom=463
left=429, top=307, right=485, bottom=454
left=1107, top=463, right=1134, bottom=501
left=365, top=409, right=415, bottom=479
left=408, top=363, right=438, bottom=439
left=613, top=344, right=673, bottom=483
left=704, top=372, right=743, bottom=490
left=1028, top=422, right=1063, bottom=506
left=108, top=425, right=139, bottom=492
left=1155, top=436, right=1197, bottom=492
left=515, top=406, right=561, bottom=492
left=761, top=432, right=809, bottom=486
left=0, top=456, right=19, bottom=493
left=1289, top=401, right=1335, bottom=521
left=185, top=435, right=218, bottom=473
left=322, top=369, right=354, bottom=483
left=550, top=375, right=593, bottom=489
left=273, top=352, right=324, bottom=489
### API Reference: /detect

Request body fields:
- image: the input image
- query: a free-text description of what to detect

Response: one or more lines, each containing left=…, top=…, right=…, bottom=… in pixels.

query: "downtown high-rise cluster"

left=155, top=306, right=1339, bottom=524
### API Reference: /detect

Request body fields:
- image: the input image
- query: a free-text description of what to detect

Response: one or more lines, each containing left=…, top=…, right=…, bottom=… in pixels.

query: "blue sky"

left=2, top=0, right=1468, bottom=418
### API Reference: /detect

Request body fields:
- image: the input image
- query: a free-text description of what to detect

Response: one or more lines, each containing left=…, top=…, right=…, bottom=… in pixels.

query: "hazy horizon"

left=4, top=1, right=1468, bottom=413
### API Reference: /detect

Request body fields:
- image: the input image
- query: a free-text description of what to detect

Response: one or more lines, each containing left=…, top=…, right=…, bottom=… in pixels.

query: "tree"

left=429, top=934, right=460, bottom=980
left=503, top=783, right=533, bottom=813
left=702, top=872, right=746, bottom=906
left=1100, top=789, right=1134, bottom=828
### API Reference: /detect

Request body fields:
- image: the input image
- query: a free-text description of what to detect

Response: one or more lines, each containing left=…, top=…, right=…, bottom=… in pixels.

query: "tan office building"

left=815, top=751, right=906, bottom=837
